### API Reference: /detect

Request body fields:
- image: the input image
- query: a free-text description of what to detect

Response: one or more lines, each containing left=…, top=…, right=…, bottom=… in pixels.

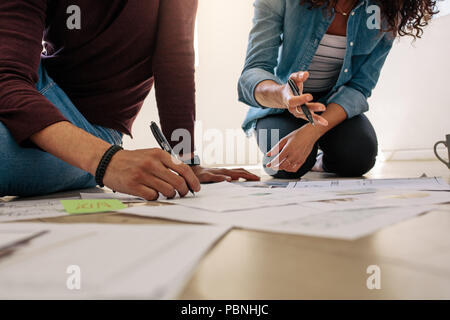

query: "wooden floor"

left=2, top=160, right=450, bottom=299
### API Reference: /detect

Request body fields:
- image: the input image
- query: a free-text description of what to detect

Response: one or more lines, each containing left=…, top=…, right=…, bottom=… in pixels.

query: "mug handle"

left=434, top=141, right=449, bottom=167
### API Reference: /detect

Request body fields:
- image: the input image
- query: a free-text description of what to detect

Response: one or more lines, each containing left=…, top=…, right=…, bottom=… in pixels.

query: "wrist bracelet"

left=95, top=145, right=123, bottom=188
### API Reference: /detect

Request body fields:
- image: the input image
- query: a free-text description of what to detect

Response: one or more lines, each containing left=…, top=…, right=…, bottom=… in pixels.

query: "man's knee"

left=0, top=122, right=16, bottom=195
left=0, top=121, right=96, bottom=196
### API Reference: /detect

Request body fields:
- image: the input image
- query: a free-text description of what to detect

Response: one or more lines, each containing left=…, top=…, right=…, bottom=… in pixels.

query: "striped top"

left=303, top=34, right=347, bottom=93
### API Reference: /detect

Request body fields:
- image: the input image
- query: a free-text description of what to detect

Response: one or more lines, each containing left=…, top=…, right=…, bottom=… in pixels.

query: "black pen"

left=287, top=78, right=315, bottom=126
left=150, top=121, right=195, bottom=197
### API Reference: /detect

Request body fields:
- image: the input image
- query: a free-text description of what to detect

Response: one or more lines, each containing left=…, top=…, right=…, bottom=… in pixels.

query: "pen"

left=287, top=78, right=315, bottom=126
left=150, top=122, right=195, bottom=197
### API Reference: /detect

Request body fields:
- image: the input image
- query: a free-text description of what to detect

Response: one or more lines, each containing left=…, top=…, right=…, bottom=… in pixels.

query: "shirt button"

left=350, top=42, right=354, bottom=46
left=344, top=69, right=349, bottom=73
left=351, top=12, right=355, bottom=16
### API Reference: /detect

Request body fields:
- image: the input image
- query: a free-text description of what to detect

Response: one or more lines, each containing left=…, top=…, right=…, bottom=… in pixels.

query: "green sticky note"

left=60, top=199, right=126, bottom=215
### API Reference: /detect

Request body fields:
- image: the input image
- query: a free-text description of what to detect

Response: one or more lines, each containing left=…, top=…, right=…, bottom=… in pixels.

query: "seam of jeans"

left=109, top=129, right=123, bottom=146
left=38, top=81, right=56, bottom=95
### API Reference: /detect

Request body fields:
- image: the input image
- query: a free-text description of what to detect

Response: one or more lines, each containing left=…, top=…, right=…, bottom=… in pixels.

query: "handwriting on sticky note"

left=60, top=199, right=126, bottom=214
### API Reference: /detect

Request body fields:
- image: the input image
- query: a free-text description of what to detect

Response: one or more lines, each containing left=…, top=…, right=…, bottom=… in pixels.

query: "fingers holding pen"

left=288, top=103, right=329, bottom=126
left=289, top=71, right=310, bottom=84
left=161, top=153, right=201, bottom=193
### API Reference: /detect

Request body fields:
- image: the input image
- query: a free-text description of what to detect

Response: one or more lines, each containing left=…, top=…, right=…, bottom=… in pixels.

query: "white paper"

left=120, top=203, right=323, bottom=226
left=0, top=229, right=48, bottom=251
left=243, top=205, right=435, bottom=240
left=162, top=182, right=343, bottom=212
left=287, top=177, right=450, bottom=191
left=0, top=223, right=229, bottom=299
left=0, top=199, right=72, bottom=222
left=120, top=203, right=436, bottom=240
left=80, top=192, right=145, bottom=203
left=232, top=181, right=288, bottom=188
left=298, top=189, right=450, bottom=211
left=161, top=181, right=449, bottom=213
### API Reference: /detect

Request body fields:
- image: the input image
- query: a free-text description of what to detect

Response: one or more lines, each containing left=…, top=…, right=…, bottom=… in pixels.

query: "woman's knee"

left=255, top=112, right=307, bottom=153
left=323, top=133, right=378, bottom=177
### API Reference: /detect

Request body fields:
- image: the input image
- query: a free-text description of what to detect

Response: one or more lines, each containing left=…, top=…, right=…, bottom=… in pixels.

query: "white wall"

left=123, top=0, right=257, bottom=166
left=367, top=14, right=450, bottom=160
left=124, top=0, right=449, bottom=164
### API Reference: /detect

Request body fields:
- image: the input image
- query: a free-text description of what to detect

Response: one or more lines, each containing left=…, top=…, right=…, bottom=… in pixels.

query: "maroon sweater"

left=0, top=0, right=197, bottom=148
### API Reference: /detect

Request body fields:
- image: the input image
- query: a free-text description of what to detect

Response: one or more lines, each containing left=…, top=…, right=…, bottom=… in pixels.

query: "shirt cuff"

left=326, top=85, right=369, bottom=119
left=238, top=68, right=283, bottom=108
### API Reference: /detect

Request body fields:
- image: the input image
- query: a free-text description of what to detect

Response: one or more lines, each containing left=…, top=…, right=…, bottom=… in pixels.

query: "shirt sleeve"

left=152, top=0, right=198, bottom=152
left=238, top=0, right=285, bottom=108
left=0, top=0, right=67, bottom=145
left=327, top=33, right=394, bottom=118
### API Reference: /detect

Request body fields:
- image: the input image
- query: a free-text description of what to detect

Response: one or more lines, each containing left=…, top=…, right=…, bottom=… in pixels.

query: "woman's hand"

left=282, top=72, right=328, bottom=126
left=266, top=124, right=320, bottom=173
left=191, top=166, right=260, bottom=183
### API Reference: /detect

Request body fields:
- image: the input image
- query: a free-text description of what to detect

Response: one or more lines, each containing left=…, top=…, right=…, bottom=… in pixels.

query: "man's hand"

left=191, top=166, right=260, bottom=183
left=103, top=148, right=201, bottom=200
left=266, top=124, right=320, bottom=173
left=30, top=122, right=260, bottom=200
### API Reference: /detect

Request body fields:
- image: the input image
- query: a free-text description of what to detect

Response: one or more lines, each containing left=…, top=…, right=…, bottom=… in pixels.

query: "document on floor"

left=120, top=203, right=324, bottom=226
left=0, top=199, right=73, bottom=222
left=120, top=203, right=435, bottom=240
left=0, top=223, right=229, bottom=299
left=162, top=182, right=347, bottom=212
left=298, top=189, right=450, bottom=211
left=0, top=229, right=48, bottom=251
left=80, top=192, right=146, bottom=203
left=287, top=177, right=450, bottom=191
left=242, top=205, right=435, bottom=240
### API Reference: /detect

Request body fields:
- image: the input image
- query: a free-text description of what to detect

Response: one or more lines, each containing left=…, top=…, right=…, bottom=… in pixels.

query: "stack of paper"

left=121, top=178, right=450, bottom=240
left=2, top=177, right=448, bottom=240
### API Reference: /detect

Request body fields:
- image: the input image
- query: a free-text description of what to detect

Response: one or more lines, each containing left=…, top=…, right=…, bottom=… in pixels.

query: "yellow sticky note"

left=60, top=199, right=126, bottom=215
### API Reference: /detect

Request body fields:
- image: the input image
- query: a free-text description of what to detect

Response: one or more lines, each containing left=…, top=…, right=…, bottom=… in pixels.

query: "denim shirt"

left=238, top=0, right=394, bottom=134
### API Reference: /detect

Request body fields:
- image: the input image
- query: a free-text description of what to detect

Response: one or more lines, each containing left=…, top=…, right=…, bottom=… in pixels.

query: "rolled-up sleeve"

left=238, top=0, right=285, bottom=108
left=327, top=33, right=394, bottom=118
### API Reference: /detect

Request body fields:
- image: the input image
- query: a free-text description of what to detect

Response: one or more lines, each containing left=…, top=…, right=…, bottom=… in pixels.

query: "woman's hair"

left=300, top=0, right=439, bottom=38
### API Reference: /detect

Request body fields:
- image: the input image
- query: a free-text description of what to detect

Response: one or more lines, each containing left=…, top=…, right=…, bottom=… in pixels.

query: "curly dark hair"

left=300, top=0, right=440, bottom=38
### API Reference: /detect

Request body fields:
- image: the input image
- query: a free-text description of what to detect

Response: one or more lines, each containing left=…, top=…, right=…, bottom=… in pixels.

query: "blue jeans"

left=0, top=64, right=123, bottom=197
